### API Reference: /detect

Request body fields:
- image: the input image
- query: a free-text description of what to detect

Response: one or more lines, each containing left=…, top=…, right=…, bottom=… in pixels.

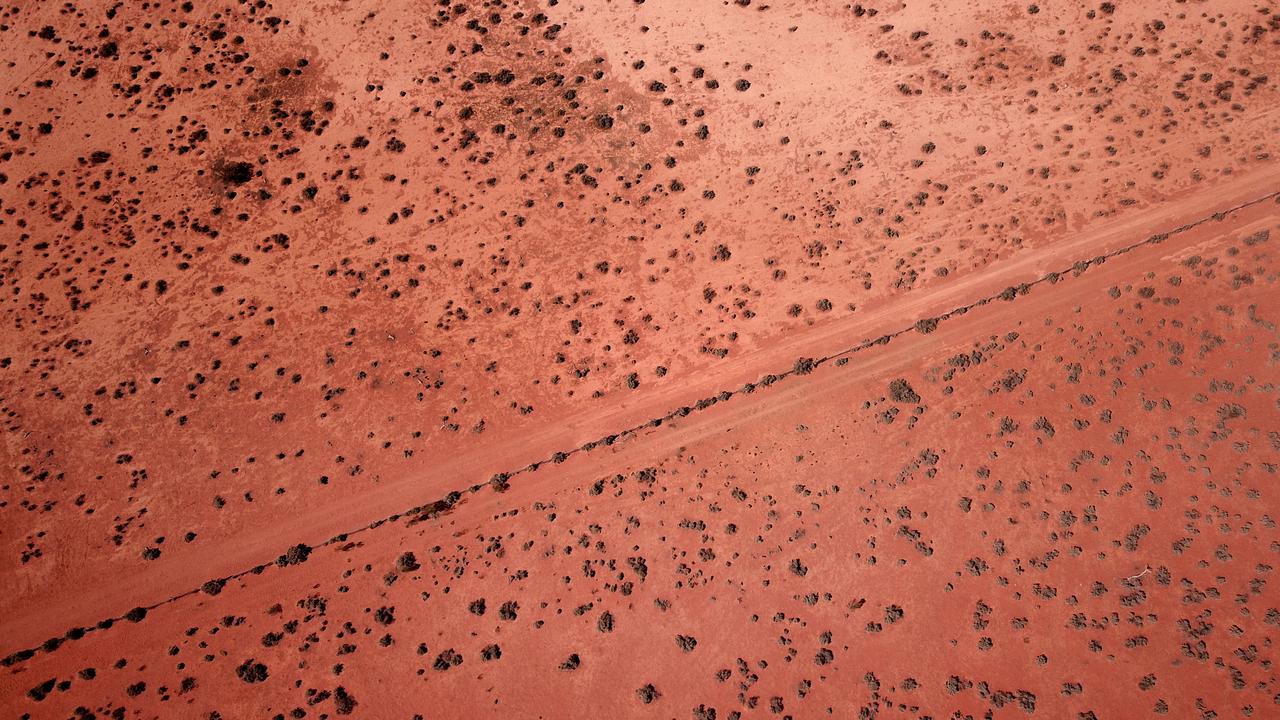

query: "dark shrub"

left=888, top=379, right=920, bottom=404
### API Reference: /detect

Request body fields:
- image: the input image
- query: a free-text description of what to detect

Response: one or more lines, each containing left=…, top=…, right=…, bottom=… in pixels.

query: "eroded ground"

left=2, top=0, right=1278, bottom=718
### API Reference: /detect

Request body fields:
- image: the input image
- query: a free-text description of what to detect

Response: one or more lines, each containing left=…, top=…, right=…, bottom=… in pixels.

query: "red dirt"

left=2, top=1, right=1278, bottom=718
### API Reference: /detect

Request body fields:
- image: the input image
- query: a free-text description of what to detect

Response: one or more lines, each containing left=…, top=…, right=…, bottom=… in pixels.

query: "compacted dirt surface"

left=2, top=0, right=1279, bottom=718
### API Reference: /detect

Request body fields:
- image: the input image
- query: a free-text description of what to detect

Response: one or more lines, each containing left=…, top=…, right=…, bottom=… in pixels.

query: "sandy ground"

left=2, top=0, right=1278, bottom=718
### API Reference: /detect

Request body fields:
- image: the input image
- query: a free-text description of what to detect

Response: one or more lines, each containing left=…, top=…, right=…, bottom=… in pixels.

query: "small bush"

left=915, top=317, right=939, bottom=334
left=235, top=659, right=268, bottom=684
left=888, top=379, right=920, bottom=404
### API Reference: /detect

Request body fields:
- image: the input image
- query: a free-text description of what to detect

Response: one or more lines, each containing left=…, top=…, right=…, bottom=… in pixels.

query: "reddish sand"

left=2, top=0, right=1278, bottom=718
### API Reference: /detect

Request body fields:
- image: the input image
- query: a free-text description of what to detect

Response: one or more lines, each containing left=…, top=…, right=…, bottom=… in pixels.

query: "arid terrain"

left=2, top=0, right=1279, bottom=718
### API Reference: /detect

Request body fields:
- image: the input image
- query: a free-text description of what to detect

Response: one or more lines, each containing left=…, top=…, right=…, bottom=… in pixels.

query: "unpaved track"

left=4, top=161, right=1278, bottom=658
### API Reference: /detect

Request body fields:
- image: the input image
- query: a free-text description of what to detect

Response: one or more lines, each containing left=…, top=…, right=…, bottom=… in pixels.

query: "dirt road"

left=5, top=160, right=1276, bottom=659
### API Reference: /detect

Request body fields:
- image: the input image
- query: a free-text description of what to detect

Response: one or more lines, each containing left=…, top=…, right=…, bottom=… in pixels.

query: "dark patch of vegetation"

left=888, top=378, right=920, bottom=404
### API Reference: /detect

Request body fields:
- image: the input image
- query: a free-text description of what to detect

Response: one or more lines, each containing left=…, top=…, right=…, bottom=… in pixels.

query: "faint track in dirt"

left=4, top=176, right=1280, bottom=667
